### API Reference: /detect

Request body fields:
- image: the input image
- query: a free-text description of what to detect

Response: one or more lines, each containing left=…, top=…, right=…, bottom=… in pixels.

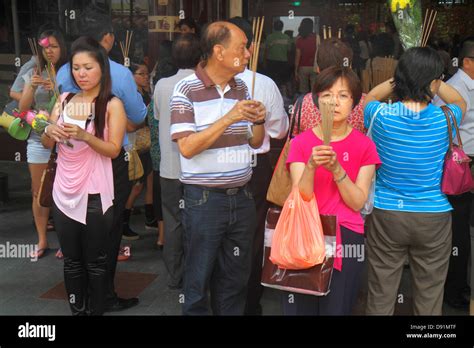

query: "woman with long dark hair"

left=41, top=36, right=127, bottom=315
left=19, top=28, right=67, bottom=259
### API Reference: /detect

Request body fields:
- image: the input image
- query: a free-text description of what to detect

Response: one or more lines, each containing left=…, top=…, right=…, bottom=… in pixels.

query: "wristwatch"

left=253, top=119, right=265, bottom=125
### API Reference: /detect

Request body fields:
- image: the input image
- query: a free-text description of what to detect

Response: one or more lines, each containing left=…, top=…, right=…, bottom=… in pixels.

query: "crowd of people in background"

left=4, top=5, right=474, bottom=316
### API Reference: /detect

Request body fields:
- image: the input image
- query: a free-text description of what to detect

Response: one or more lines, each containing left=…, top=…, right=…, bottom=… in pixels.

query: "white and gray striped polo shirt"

left=170, top=63, right=253, bottom=188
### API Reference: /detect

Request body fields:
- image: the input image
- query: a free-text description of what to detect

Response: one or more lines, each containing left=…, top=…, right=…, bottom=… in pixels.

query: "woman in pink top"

left=41, top=37, right=127, bottom=315
left=285, top=67, right=381, bottom=315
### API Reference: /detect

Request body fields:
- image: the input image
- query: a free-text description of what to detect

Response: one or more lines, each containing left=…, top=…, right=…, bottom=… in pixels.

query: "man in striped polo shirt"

left=170, top=21, right=266, bottom=315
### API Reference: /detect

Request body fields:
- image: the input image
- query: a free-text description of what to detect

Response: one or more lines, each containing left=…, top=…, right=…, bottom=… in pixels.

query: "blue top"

left=364, top=100, right=462, bottom=213
left=57, top=58, right=147, bottom=145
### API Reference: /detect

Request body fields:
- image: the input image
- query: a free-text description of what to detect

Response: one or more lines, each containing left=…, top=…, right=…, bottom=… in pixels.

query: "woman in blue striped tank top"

left=363, top=47, right=467, bottom=315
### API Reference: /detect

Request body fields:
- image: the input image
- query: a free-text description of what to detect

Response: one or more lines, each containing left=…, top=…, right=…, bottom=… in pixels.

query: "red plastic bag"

left=269, top=187, right=326, bottom=270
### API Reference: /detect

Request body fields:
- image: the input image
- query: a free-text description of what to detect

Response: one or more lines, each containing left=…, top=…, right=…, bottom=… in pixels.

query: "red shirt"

left=296, top=34, right=317, bottom=67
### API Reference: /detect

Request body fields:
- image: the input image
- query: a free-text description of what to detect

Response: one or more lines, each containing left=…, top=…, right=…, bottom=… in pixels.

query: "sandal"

left=55, top=248, right=63, bottom=259
left=30, top=247, right=50, bottom=259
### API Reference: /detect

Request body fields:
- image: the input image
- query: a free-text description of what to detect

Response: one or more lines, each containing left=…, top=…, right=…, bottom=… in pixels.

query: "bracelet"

left=253, top=119, right=265, bottom=125
left=44, top=125, right=50, bottom=137
left=334, top=171, right=347, bottom=183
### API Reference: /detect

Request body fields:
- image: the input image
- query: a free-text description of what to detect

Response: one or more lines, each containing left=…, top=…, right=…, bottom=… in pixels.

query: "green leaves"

left=388, top=0, right=422, bottom=50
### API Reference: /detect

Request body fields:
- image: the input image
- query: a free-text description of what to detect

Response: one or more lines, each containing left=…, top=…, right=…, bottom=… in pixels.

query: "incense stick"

left=44, top=62, right=61, bottom=111
left=424, top=11, right=436, bottom=47
left=421, top=9, right=437, bottom=47
left=320, top=98, right=335, bottom=145
left=251, top=16, right=264, bottom=99
left=28, top=38, right=42, bottom=73
left=421, top=9, right=429, bottom=46
left=323, top=25, right=327, bottom=40
left=120, top=30, right=134, bottom=66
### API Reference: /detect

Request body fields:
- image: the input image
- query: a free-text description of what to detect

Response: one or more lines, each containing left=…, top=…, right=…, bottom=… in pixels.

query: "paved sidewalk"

left=0, top=161, right=467, bottom=316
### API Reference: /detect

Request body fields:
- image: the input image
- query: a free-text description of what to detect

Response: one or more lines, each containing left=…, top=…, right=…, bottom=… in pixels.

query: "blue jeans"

left=182, top=184, right=256, bottom=315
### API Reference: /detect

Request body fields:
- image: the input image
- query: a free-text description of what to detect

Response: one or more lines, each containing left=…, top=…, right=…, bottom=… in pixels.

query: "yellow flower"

left=31, top=113, right=48, bottom=130
left=391, top=0, right=412, bottom=12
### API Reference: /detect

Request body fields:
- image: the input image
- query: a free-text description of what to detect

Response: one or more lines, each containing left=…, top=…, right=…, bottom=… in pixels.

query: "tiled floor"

left=0, top=161, right=468, bottom=316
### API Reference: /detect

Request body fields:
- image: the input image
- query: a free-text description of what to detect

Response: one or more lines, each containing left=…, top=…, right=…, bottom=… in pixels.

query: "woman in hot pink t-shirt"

left=284, top=67, right=381, bottom=315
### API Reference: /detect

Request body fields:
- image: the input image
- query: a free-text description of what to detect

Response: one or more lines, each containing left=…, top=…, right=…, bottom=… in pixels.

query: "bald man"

left=170, top=22, right=266, bottom=315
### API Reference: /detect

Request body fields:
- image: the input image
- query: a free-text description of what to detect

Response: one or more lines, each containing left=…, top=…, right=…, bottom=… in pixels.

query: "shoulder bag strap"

left=367, top=103, right=384, bottom=137
left=446, top=105, right=463, bottom=148
left=288, top=95, right=305, bottom=141
left=441, top=105, right=455, bottom=151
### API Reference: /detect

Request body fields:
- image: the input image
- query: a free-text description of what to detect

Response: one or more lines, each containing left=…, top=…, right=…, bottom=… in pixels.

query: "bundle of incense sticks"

left=44, top=61, right=61, bottom=111
left=250, top=16, right=264, bottom=99
left=27, top=38, right=42, bottom=73
left=119, top=30, right=134, bottom=67
left=421, top=9, right=437, bottom=47
left=321, top=26, right=341, bottom=40
left=320, top=98, right=335, bottom=145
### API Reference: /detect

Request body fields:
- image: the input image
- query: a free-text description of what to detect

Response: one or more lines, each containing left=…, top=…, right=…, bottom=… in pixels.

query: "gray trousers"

left=366, top=208, right=452, bottom=315
left=160, top=177, right=185, bottom=288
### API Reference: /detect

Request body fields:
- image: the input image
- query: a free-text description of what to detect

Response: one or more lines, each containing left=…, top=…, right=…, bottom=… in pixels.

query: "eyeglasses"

left=319, top=92, right=352, bottom=103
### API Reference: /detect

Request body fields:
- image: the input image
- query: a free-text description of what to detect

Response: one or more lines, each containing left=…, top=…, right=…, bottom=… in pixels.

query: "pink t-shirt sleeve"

left=286, top=135, right=308, bottom=169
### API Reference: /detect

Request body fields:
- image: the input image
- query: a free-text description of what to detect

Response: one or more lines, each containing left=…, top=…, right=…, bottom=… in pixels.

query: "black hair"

left=37, top=29, right=68, bottom=71
left=299, top=18, right=313, bottom=38
left=129, top=63, right=151, bottom=105
left=70, top=36, right=112, bottom=139
left=227, top=17, right=253, bottom=49
left=371, top=33, right=395, bottom=58
left=172, top=33, right=202, bottom=69
left=201, top=22, right=232, bottom=60
left=129, top=63, right=143, bottom=74
left=345, top=24, right=356, bottom=37
left=153, top=40, right=178, bottom=84
left=460, top=38, right=474, bottom=68
left=273, top=19, right=283, bottom=31
left=178, top=18, right=199, bottom=36
left=385, top=21, right=396, bottom=34
left=79, top=8, right=114, bottom=43
left=394, top=47, right=444, bottom=103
